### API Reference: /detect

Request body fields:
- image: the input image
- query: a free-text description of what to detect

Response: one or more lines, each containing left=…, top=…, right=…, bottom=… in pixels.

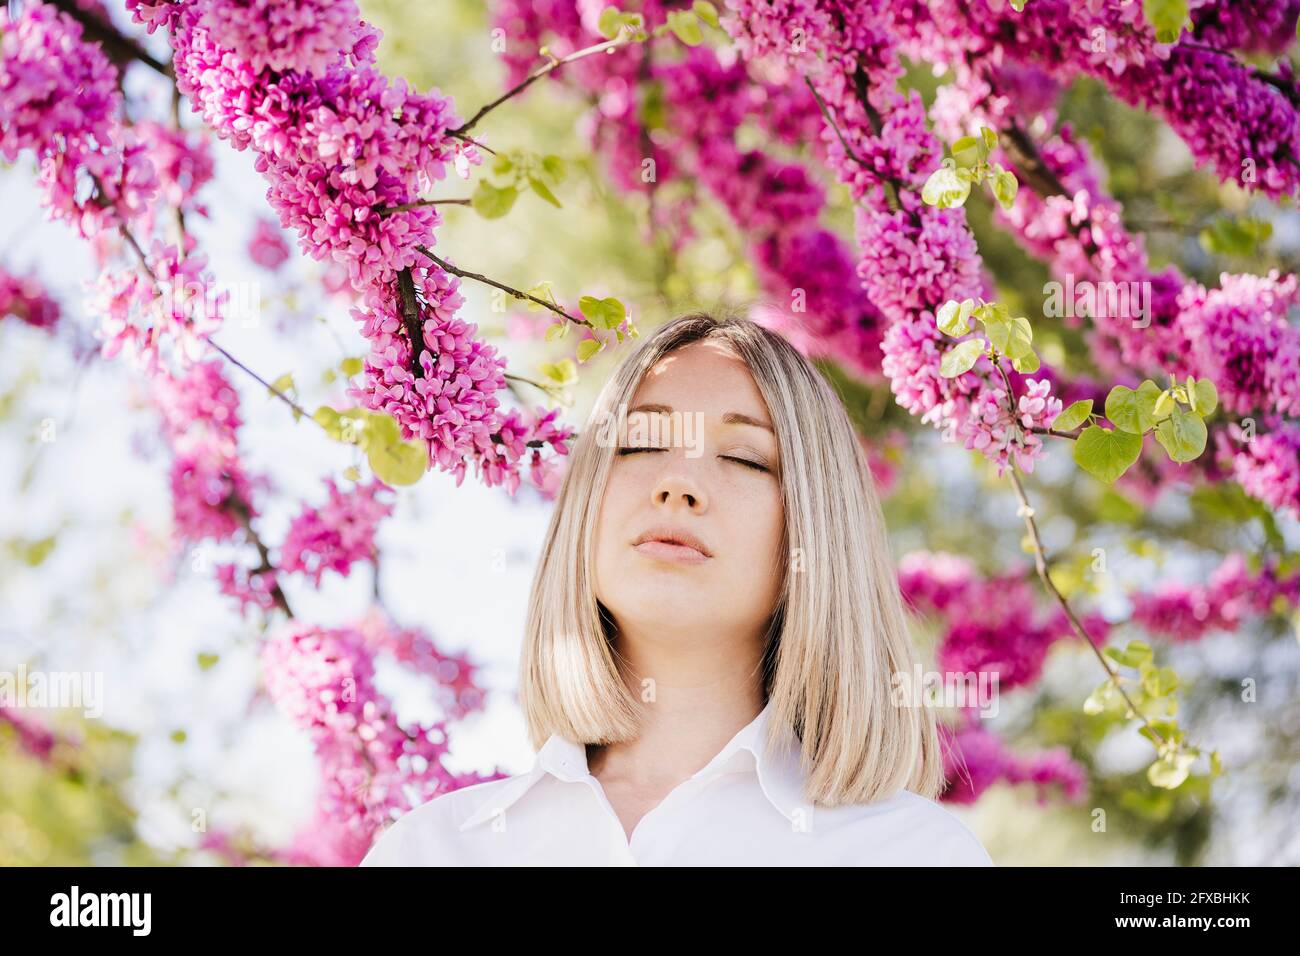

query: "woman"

left=361, top=311, right=993, bottom=866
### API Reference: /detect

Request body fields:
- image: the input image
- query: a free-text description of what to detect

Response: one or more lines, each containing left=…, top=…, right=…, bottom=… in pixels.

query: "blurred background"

left=1, top=0, right=1298, bottom=865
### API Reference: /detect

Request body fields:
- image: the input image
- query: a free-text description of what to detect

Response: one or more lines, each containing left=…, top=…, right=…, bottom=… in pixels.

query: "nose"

left=651, top=461, right=708, bottom=511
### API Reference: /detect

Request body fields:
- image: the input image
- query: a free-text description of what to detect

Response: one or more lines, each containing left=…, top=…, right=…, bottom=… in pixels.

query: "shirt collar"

left=458, top=698, right=812, bottom=832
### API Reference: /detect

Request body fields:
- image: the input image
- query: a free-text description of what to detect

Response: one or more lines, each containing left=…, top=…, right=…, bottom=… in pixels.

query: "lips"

left=632, top=526, right=712, bottom=560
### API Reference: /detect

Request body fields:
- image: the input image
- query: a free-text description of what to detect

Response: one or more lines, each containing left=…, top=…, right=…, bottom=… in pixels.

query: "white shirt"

left=360, top=698, right=994, bottom=866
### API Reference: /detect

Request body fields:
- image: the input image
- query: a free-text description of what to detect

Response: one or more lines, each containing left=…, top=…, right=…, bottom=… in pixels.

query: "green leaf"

left=693, top=0, right=720, bottom=29
left=1054, top=399, right=1093, bottom=432
left=471, top=180, right=519, bottom=219
left=992, top=169, right=1019, bottom=210
left=980, top=127, right=998, bottom=151
left=539, top=359, right=577, bottom=386
left=597, top=6, right=624, bottom=38
left=666, top=10, right=704, bottom=45
left=171, top=729, right=188, bottom=744
left=1104, top=639, right=1153, bottom=669
left=1074, top=425, right=1144, bottom=483
left=528, top=175, right=562, bottom=208
left=1141, top=665, right=1180, bottom=698
left=340, top=357, right=363, bottom=377
left=1105, top=383, right=1156, bottom=434
left=523, top=280, right=559, bottom=312
left=1083, top=679, right=1121, bottom=715
left=1143, top=0, right=1191, bottom=43
left=577, top=338, right=605, bottom=363
left=578, top=295, right=626, bottom=329
left=939, top=338, right=985, bottom=378
left=984, top=312, right=1033, bottom=359
left=1198, top=217, right=1273, bottom=257
left=539, top=154, right=567, bottom=184
left=951, top=135, right=983, bottom=169
left=1011, top=349, right=1040, bottom=373
left=935, top=298, right=976, bottom=337
left=1147, top=751, right=1195, bottom=790
left=360, top=410, right=399, bottom=451
left=1190, top=377, right=1218, bottom=416
left=368, top=439, right=426, bottom=486
left=1153, top=405, right=1207, bottom=462
left=313, top=405, right=343, bottom=440
left=491, top=151, right=515, bottom=178
left=12, top=535, right=56, bottom=567
left=1152, top=388, right=1176, bottom=421
left=197, top=653, right=220, bottom=671
left=343, top=466, right=362, bottom=482
left=544, top=322, right=569, bottom=342
left=921, top=164, right=972, bottom=208
left=268, top=372, right=295, bottom=398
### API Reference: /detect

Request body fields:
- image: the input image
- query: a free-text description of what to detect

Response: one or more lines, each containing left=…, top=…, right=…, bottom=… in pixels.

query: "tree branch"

left=450, top=28, right=639, bottom=137
left=44, top=0, right=171, bottom=77
left=415, top=246, right=593, bottom=328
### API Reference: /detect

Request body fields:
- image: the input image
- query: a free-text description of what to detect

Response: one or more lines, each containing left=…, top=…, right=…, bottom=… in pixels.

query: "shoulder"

left=358, top=775, right=522, bottom=867
left=821, top=789, right=994, bottom=866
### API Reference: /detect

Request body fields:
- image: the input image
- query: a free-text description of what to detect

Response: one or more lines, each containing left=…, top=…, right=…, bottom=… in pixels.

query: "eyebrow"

left=628, top=402, right=775, bottom=433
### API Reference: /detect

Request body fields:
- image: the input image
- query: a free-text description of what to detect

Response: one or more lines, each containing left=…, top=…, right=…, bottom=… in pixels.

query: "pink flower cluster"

left=260, top=619, right=503, bottom=837
left=92, top=238, right=225, bottom=370
left=1129, top=552, right=1300, bottom=642
left=149, top=359, right=261, bottom=544
left=898, top=550, right=1110, bottom=690
left=131, top=0, right=570, bottom=494
left=196, top=0, right=363, bottom=78
left=718, top=0, right=1068, bottom=477
left=899, top=0, right=1300, bottom=200
left=0, top=4, right=158, bottom=237
left=154, top=0, right=464, bottom=291
left=494, top=9, right=888, bottom=380
left=940, top=718, right=1087, bottom=806
left=349, top=264, right=572, bottom=491
left=354, top=608, right=487, bottom=721
left=279, top=478, right=394, bottom=587
left=927, top=59, right=1300, bottom=514
left=1175, top=271, right=1300, bottom=420
left=247, top=217, right=291, bottom=271
left=0, top=707, right=60, bottom=762
left=960, top=378, right=1063, bottom=476
left=0, top=267, right=59, bottom=330
left=1217, top=422, right=1300, bottom=516
left=137, top=119, right=215, bottom=214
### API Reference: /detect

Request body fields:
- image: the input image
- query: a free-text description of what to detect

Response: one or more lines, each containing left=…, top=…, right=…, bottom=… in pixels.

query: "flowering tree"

left=2, top=0, right=1299, bottom=864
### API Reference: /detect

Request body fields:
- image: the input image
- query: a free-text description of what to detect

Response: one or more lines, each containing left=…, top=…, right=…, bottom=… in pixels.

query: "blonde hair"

left=518, top=310, right=944, bottom=805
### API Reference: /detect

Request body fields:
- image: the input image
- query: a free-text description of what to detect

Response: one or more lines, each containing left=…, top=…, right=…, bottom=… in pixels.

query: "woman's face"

left=593, top=340, right=786, bottom=644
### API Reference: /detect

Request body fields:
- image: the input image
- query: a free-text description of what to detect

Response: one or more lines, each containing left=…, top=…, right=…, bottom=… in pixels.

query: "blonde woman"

left=362, top=311, right=993, bottom=866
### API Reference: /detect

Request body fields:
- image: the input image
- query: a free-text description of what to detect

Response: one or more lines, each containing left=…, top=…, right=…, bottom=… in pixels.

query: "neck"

left=586, top=623, right=768, bottom=789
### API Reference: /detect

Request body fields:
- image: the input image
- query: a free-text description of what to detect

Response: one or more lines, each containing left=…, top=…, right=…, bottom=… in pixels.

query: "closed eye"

left=616, top=447, right=771, bottom=474
left=723, top=456, right=770, bottom=473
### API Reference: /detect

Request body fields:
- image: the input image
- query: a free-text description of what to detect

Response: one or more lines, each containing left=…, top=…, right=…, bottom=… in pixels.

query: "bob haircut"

left=518, top=310, right=945, bottom=806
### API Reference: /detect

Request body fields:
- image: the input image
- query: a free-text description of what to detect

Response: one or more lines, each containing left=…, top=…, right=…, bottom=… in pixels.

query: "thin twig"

left=222, top=492, right=293, bottom=616
left=204, top=336, right=315, bottom=422
left=415, top=246, right=592, bottom=327
left=377, top=198, right=471, bottom=217
left=45, top=0, right=172, bottom=77
left=990, top=360, right=1167, bottom=748
left=450, top=28, right=639, bottom=136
